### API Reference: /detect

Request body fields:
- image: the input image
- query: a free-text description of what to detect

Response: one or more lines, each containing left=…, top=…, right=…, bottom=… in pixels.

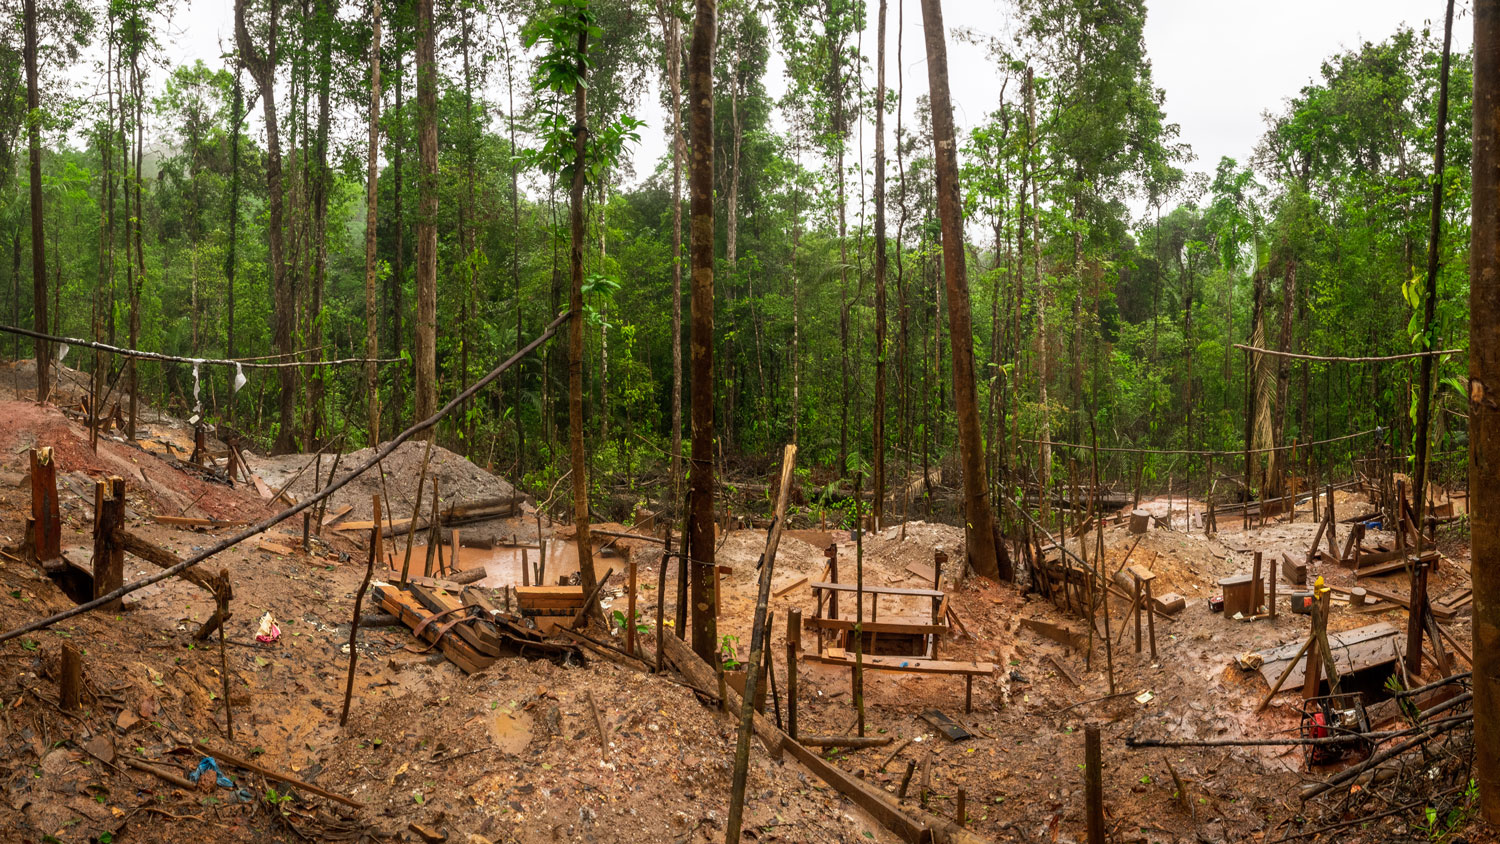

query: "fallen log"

left=116, top=530, right=217, bottom=593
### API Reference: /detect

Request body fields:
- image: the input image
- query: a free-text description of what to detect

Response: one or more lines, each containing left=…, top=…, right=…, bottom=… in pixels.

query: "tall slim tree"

left=413, top=0, right=438, bottom=427
left=23, top=0, right=47, bottom=402
left=567, top=4, right=599, bottom=619
left=919, top=0, right=1001, bottom=579
left=871, top=0, right=888, bottom=528
left=687, top=0, right=717, bottom=660
left=1471, top=0, right=1500, bottom=821
left=656, top=0, right=686, bottom=494
left=364, top=0, right=383, bottom=441
left=236, top=0, right=295, bottom=452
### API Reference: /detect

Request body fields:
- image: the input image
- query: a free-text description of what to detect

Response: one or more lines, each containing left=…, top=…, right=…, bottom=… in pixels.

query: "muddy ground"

left=0, top=359, right=1487, bottom=843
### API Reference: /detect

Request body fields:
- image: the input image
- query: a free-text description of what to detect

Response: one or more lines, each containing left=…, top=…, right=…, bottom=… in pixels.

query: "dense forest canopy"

left=0, top=0, right=1471, bottom=520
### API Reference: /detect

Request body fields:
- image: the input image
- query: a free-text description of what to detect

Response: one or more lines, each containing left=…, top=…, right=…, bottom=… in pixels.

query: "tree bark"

left=688, top=0, right=718, bottom=660
left=1470, top=0, right=1500, bottom=822
left=919, top=0, right=1000, bottom=579
left=363, top=0, right=383, bottom=442
left=236, top=0, right=293, bottom=453
left=665, top=4, right=686, bottom=495
left=414, top=0, right=438, bottom=430
left=23, top=0, right=47, bottom=402
left=872, top=0, right=888, bottom=531
left=568, top=14, right=601, bottom=617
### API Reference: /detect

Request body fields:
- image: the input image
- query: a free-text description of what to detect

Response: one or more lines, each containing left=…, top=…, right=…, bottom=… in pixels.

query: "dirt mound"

left=248, top=440, right=519, bottom=525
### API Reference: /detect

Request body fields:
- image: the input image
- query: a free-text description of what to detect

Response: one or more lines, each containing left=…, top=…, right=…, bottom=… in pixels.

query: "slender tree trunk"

left=668, top=9, right=686, bottom=494
left=128, top=39, right=145, bottom=438
left=227, top=69, right=241, bottom=364
left=238, top=0, right=292, bottom=452
left=1270, top=259, right=1298, bottom=494
left=688, top=0, right=718, bottom=661
left=1026, top=67, right=1050, bottom=524
left=306, top=0, right=333, bottom=450
left=414, top=0, right=438, bottom=429
left=790, top=142, right=801, bottom=446
left=1471, top=0, right=1500, bottom=821
left=504, top=25, right=523, bottom=476
left=364, top=0, right=383, bottom=442
left=1412, top=0, right=1456, bottom=535
left=392, top=49, right=406, bottom=422
left=23, top=0, right=48, bottom=402
left=920, top=0, right=1000, bottom=579
left=568, top=15, right=601, bottom=617
left=872, top=0, right=888, bottom=530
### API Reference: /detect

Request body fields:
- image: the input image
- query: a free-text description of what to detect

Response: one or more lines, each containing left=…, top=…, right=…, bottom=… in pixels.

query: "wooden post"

left=956, top=788, right=966, bottom=827
left=302, top=512, right=311, bottom=553
left=372, top=495, right=384, bottom=571
left=1145, top=578, right=1157, bottom=659
left=341, top=532, right=379, bottom=727
left=786, top=607, right=801, bottom=741
left=827, top=544, right=839, bottom=620
left=29, top=447, right=60, bottom=561
left=1268, top=559, right=1277, bottom=619
left=215, top=568, right=234, bottom=741
left=898, top=759, right=916, bottom=797
left=627, top=558, right=639, bottom=657
left=521, top=549, right=530, bottom=586
left=1302, top=594, right=1323, bottom=699
left=657, top=526, right=671, bottom=672
left=59, top=645, right=81, bottom=711
left=1407, top=555, right=1430, bottom=678
left=1133, top=575, right=1143, bottom=654
left=1253, top=552, right=1264, bottom=612
left=1085, top=725, right=1104, bottom=844
left=92, top=477, right=125, bottom=610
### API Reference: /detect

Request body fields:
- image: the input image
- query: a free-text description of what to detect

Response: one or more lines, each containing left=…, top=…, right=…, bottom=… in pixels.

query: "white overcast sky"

left=152, top=0, right=1470, bottom=209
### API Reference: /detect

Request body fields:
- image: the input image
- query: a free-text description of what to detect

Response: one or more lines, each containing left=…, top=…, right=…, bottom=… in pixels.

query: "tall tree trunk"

left=128, top=37, right=145, bottom=438
left=872, top=0, right=888, bottom=530
left=919, top=0, right=1001, bottom=579
left=1412, top=0, right=1455, bottom=534
left=790, top=142, right=801, bottom=446
left=687, top=0, right=718, bottom=661
left=364, top=0, right=383, bottom=442
left=23, top=0, right=48, bottom=402
left=307, top=0, right=333, bottom=450
left=1026, top=67, right=1050, bottom=524
left=237, top=0, right=293, bottom=453
left=227, top=68, right=241, bottom=364
left=1470, top=0, right=1500, bottom=820
left=1270, top=259, right=1298, bottom=494
left=414, top=0, right=438, bottom=429
left=391, top=49, right=406, bottom=423
left=505, top=24, right=523, bottom=476
left=568, top=14, right=601, bottom=619
left=666, top=6, right=686, bottom=494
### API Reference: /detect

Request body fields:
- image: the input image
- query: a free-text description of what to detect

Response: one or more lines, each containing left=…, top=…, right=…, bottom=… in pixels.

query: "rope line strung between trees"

left=0, top=310, right=573, bottom=645
left=1018, top=427, right=1379, bottom=458
left=1233, top=343, right=1465, bottom=363
left=0, top=324, right=406, bottom=369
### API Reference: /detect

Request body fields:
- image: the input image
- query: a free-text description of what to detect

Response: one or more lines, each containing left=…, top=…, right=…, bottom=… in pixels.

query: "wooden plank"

left=1019, top=617, right=1088, bottom=651
left=812, top=650, right=993, bottom=676
left=772, top=575, right=809, bottom=597
left=373, top=583, right=491, bottom=673
left=808, top=617, right=948, bottom=636
left=320, top=504, right=354, bottom=527
left=258, top=541, right=297, bottom=556
left=905, top=562, right=936, bottom=583
left=1257, top=623, right=1402, bottom=686
left=919, top=709, right=973, bottom=742
left=809, top=581, right=946, bottom=598
left=250, top=473, right=274, bottom=500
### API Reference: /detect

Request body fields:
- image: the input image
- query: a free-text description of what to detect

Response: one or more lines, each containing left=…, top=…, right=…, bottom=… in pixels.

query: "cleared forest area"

left=0, top=0, right=1494, bottom=842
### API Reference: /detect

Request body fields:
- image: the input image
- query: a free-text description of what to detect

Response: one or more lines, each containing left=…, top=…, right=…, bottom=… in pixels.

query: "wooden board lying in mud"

left=1257, top=623, right=1402, bottom=687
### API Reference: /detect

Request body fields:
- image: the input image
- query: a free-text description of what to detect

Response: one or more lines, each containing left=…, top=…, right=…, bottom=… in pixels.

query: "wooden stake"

left=627, top=557, right=638, bottom=657
left=956, top=787, right=966, bottom=827
left=898, top=759, right=915, bottom=798
left=1085, top=725, right=1104, bottom=844
left=92, top=477, right=125, bottom=610
left=341, top=530, right=379, bottom=727
left=29, top=447, right=59, bottom=561
left=59, top=645, right=81, bottom=711
left=399, top=437, right=435, bottom=586
left=1406, top=556, right=1430, bottom=678
left=215, top=568, right=233, bottom=741
left=725, top=445, right=797, bottom=844
left=786, top=607, right=801, bottom=741
left=657, top=525, right=671, bottom=673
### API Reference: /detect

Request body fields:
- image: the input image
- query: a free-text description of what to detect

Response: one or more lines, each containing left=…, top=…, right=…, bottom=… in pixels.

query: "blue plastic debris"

left=190, top=756, right=236, bottom=789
